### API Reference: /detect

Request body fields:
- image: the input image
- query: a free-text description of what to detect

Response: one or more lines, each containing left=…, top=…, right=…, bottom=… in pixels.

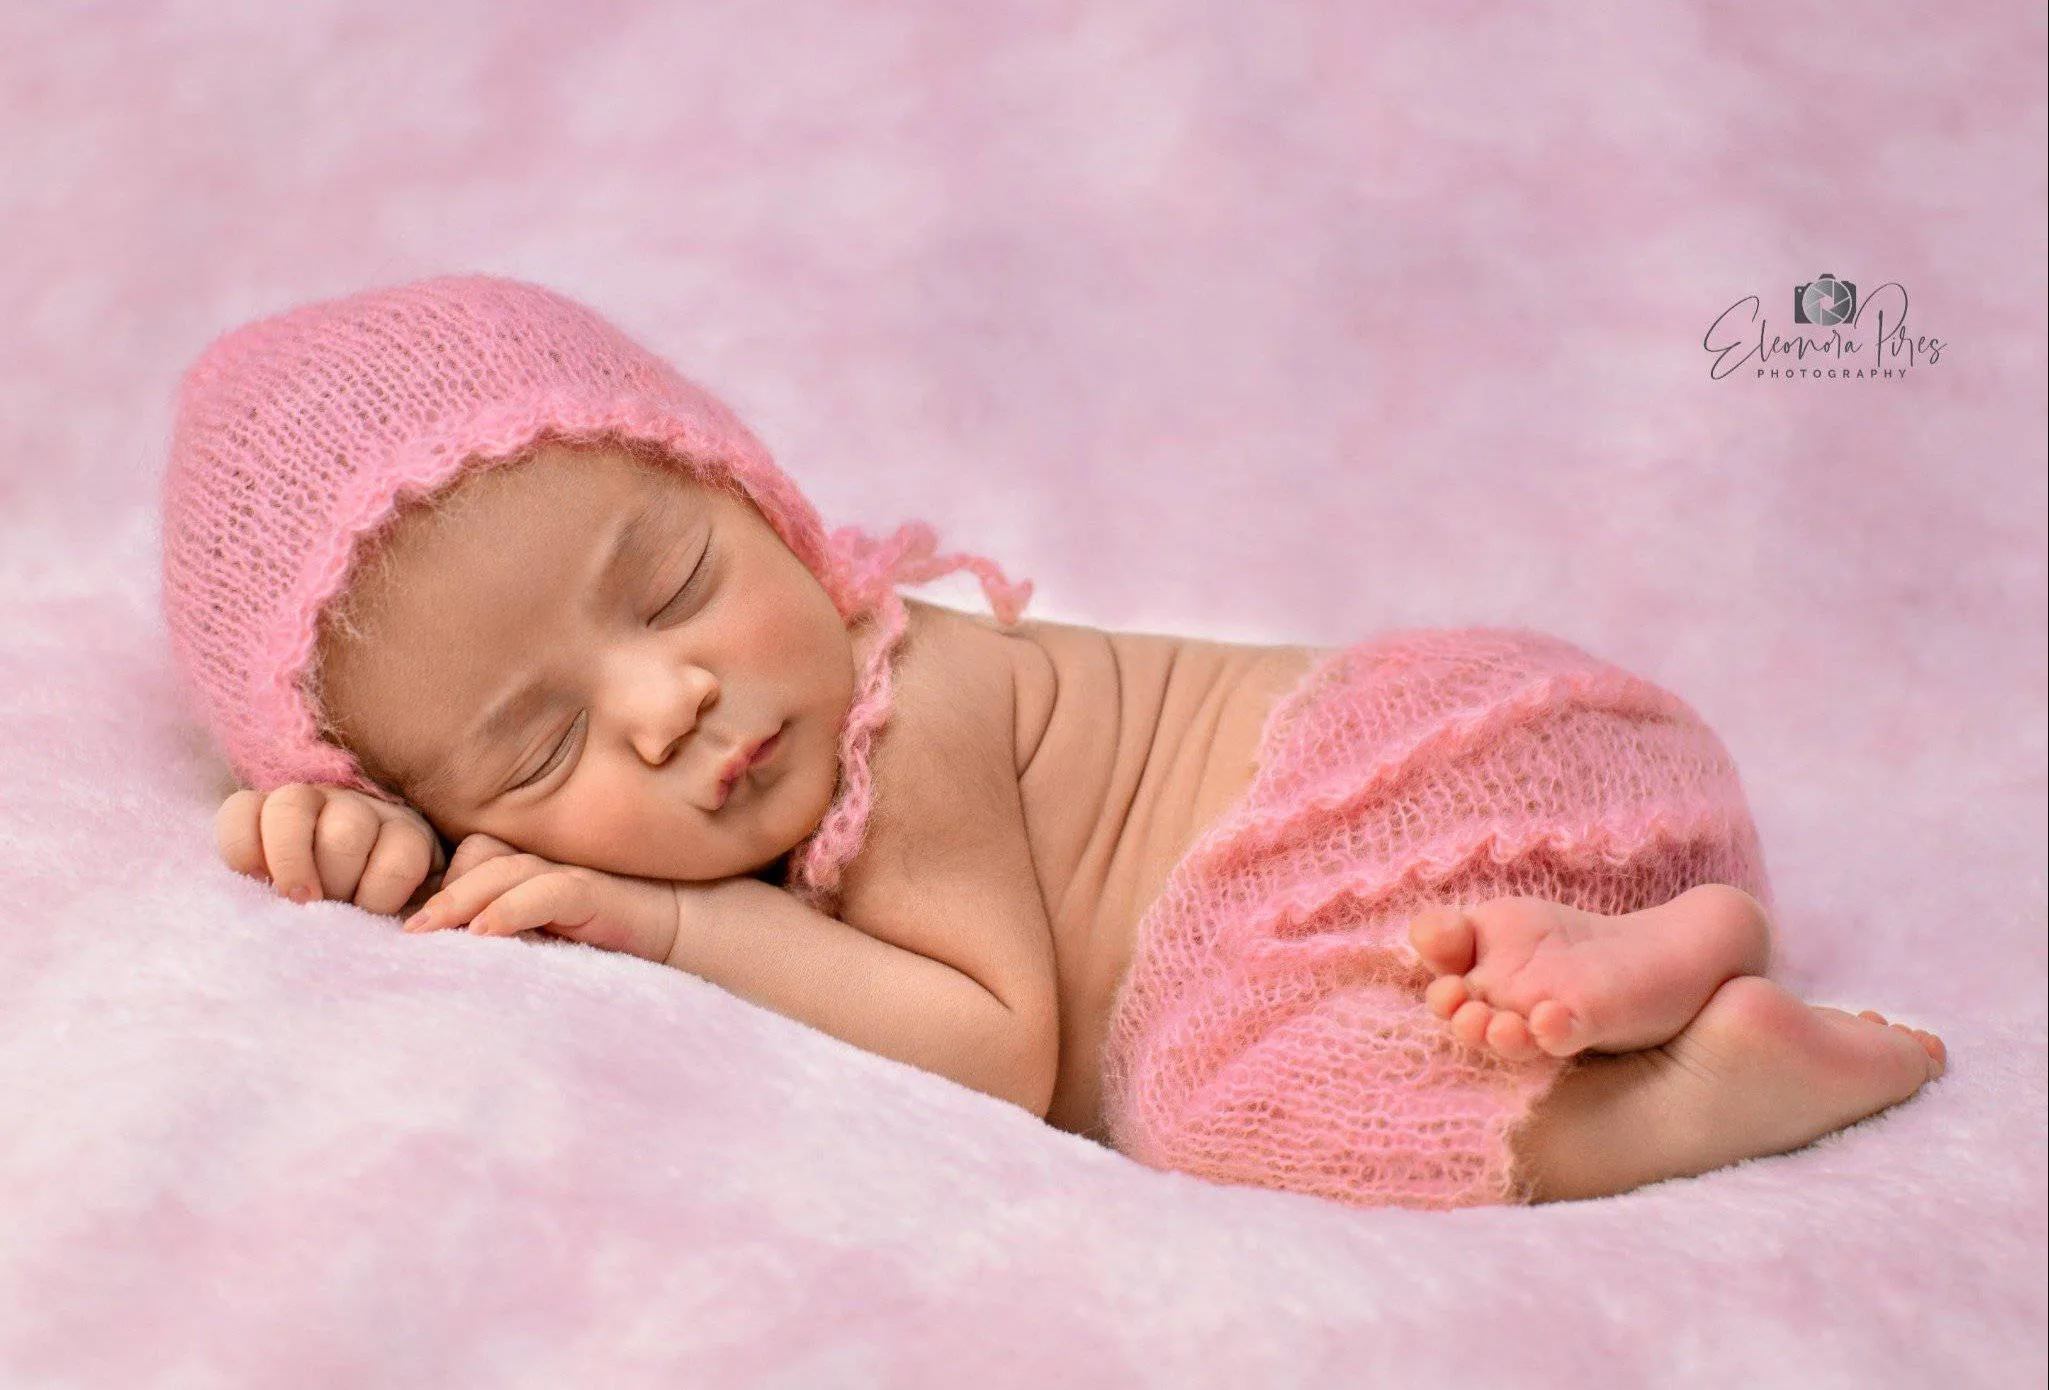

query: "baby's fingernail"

left=289, top=885, right=315, bottom=904
left=404, top=910, right=431, bottom=932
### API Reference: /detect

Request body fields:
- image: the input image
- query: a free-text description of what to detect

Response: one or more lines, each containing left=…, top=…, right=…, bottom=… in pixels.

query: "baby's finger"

left=468, top=871, right=596, bottom=938
left=445, top=832, right=522, bottom=885
left=353, top=820, right=438, bottom=917
left=311, top=794, right=383, bottom=903
left=217, top=790, right=269, bottom=880
left=404, top=851, right=551, bottom=932
left=258, top=784, right=328, bottom=903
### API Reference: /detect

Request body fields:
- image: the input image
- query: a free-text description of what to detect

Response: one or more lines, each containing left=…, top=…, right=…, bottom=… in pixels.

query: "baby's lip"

left=713, top=727, right=781, bottom=808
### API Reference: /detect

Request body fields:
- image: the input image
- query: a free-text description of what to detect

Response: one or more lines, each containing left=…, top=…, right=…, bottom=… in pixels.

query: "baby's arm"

left=217, top=783, right=446, bottom=916
left=407, top=843, right=1057, bottom=1115
left=663, top=874, right=1056, bottom=1116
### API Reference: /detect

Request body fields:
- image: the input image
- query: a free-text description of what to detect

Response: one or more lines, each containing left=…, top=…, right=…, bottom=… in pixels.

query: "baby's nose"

left=606, top=650, right=716, bottom=762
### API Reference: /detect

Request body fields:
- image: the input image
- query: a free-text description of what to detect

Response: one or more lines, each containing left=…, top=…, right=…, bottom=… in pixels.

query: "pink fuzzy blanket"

left=1, top=3, right=2041, bottom=1386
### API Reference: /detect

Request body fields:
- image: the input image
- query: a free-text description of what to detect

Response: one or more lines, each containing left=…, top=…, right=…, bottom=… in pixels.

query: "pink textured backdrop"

left=1, top=3, right=2041, bottom=1386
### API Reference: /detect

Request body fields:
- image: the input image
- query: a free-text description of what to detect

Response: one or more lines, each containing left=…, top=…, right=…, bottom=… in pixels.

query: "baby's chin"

left=634, top=776, right=834, bottom=884
left=678, top=831, right=810, bottom=884
left=556, top=835, right=789, bottom=887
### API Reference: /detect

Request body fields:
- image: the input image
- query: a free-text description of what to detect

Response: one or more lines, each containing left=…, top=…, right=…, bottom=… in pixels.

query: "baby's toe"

left=1451, top=999, right=1494, bottom=1050
left=1902, top=1027, right=1946, bottom=1073
left=1485, top=1009, right=1541, bottom=1061
left=1425, top=974, right=1471, bottom=1020
left=1408, top=907, right=1477, bottom=977
left=1527, top=999, right=1584, bottom=1057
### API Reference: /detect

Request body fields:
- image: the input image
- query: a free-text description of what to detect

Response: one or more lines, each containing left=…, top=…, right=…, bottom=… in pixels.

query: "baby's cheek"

left=584, top=778, right=739, bottom=877
left=545, top=787, right=655, bottom=872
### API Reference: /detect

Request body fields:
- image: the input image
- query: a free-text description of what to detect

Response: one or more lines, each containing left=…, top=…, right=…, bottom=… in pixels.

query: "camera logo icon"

left=1793, top=273, right=1857, bottom=326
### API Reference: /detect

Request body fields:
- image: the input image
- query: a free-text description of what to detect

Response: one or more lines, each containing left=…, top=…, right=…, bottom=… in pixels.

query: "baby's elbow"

left=1006, top=1006, right=1061, bottom=1121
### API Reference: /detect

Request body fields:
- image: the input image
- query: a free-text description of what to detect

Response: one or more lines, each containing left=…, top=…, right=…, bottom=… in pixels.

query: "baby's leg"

left=1507, top=974, right=1946, bottom=1203
left=1408, top=883, right=1775, bottom=1059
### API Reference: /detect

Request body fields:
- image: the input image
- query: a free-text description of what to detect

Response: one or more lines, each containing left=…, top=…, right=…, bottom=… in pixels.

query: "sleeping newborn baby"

left=162, top=275, right=1945, bottom=1212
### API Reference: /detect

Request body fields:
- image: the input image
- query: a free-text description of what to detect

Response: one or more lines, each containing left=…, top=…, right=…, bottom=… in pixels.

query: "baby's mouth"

left=715, top=725, right=783, bottom=808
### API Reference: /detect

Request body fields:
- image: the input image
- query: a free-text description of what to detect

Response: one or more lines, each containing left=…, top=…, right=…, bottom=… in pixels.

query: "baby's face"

left=316, top=441, right=856, bottom=882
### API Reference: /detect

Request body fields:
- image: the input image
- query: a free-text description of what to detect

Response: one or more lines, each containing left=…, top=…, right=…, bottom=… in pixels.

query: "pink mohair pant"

left=1098, top=627, right=1773, bottom=1212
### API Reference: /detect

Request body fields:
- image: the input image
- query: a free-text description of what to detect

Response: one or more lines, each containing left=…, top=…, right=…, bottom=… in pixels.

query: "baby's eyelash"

left=515, top=711, right=584, bottom=790
left=653, top=548, right=711, bottom=621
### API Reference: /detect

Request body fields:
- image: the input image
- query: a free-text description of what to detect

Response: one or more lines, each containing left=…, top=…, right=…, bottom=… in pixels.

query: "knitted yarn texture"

left=160, top=275, right=1032, bottom=912
left=1098, top=627, right=1773, bottom=1211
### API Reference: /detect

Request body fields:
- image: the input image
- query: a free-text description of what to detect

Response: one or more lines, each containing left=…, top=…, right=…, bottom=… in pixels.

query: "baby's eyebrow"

left=422, top=490, right=685, bottom=802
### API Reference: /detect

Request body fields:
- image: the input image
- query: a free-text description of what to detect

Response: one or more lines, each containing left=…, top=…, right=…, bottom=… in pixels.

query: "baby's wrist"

left=664, top=878, right=723, bottom=967
left=664, top=876, right=769, bottom=969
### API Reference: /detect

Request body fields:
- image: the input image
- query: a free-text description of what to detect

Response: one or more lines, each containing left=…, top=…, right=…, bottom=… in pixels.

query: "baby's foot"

left=1651, top=978, right=1947, bottom=1178
left=1407, top=883, right=1774, bottom=1060
left=1512, top=974, right=1947, bottom=1202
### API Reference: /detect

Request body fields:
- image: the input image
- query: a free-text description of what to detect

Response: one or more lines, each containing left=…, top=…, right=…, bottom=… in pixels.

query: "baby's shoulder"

left=897, top=596, right=1053, bottom=777
left=833, top=598, right=1042, bottom=913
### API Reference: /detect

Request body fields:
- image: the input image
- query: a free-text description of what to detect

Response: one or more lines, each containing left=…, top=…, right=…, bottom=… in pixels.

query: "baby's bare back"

left=901, top=597, right=1327, bottom=1137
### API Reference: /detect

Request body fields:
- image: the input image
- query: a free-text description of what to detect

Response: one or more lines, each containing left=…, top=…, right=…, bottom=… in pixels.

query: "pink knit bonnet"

left=160, top=273, right=1033, bottom=911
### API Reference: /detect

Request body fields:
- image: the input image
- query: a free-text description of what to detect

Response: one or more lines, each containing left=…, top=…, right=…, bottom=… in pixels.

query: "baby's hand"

left=218, top=783, right=446, bottom=916
left=402, top=833, right=681, bottom=965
